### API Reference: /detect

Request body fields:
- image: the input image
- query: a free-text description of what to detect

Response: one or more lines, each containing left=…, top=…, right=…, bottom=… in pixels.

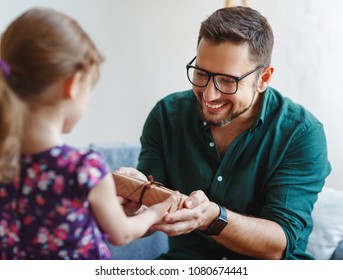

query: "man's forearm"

left=212, top=209, right=287, bottom=259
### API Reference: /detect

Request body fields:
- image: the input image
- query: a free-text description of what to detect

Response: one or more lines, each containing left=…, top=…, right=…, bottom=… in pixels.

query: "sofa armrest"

left=306, top=187, right=343, bottom=259
left=332, top=240, right=343, bottom=260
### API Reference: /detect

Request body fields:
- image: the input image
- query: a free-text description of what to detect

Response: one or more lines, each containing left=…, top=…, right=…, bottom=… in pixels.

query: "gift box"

left=112, top=171, right=188, bottom=212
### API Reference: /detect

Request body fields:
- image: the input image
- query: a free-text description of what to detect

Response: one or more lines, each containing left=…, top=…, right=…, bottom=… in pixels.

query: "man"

left=129, top=6, right=331, bottom=259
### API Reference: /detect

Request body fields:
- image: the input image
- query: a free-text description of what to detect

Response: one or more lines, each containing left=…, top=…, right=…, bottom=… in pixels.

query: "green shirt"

left=137, top=87, right=331, bottom=260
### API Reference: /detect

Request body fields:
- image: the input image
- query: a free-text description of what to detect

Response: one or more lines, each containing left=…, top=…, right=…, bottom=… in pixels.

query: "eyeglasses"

left=186, top=56, right=264, bottom=95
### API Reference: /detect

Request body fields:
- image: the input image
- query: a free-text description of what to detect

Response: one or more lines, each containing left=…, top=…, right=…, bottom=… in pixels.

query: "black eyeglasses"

left=186, top=56, right=264, bottom=95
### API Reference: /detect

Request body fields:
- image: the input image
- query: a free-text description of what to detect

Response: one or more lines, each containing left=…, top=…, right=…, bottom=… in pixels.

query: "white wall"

left=1, top=0, right=342, bottom=190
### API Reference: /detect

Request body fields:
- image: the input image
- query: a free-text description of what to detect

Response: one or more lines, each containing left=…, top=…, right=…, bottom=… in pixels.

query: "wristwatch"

left=203, top=204, right=228, bottom=236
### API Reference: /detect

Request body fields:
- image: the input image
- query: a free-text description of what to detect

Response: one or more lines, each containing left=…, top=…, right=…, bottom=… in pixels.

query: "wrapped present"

left=112, top=171, right=188, bottom=212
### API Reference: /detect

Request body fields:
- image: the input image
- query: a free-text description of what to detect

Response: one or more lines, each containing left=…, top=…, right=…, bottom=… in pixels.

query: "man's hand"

left=152, top=190, right=219, bottom=236
left=116, top=166, right=147, bottom=181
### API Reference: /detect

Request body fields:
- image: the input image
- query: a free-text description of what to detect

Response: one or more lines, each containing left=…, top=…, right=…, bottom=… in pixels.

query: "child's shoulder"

left=22, top=144, right=107, bottom=168
left=53, top=144, right=107, bottom=165
left=22, top=144, right=110, bottom=187
left=53, top=144, right=101, bottom=157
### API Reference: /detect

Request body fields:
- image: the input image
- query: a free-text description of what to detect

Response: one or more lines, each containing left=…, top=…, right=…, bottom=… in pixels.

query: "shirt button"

left=209, top=142, right=215, bottom=147
left=217, top=176, right=223, bottom=182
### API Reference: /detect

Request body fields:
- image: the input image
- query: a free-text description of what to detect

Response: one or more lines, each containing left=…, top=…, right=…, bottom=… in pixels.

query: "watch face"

left=211, top=218, right=227, bottom=235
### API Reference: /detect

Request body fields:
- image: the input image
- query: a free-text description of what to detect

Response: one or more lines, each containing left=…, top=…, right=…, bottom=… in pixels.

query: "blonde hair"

left=0, top=72, right=22, bottom=182
left=1, top=7, right=103, bottom=101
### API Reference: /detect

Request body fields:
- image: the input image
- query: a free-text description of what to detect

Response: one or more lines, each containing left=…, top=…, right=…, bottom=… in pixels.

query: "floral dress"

left=0, top=145, right=112, bottom=259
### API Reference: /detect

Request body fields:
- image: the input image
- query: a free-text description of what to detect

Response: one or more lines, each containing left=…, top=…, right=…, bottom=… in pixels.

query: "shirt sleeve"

left=76, top=149, right=111, bottom=198
left=137, top=105, right=169, bottom=185
left=261, top=121, right=331, bottom=259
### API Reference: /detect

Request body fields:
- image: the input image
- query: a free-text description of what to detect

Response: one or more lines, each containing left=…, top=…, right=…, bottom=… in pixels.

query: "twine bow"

left=126, top=175, right=164, bottom=205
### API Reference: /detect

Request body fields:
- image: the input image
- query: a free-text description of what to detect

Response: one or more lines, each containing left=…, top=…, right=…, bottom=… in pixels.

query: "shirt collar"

left=250, top=86, right=272, bottom=132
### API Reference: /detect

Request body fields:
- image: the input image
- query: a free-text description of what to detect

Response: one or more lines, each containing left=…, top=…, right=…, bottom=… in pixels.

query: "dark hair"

left=198, top=6, right=274, bottom=66
left=1, top=7, right=103, bottom=100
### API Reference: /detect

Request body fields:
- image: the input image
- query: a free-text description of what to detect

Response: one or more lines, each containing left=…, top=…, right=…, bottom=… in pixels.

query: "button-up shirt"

left=137, top=87, right=331, bottom=259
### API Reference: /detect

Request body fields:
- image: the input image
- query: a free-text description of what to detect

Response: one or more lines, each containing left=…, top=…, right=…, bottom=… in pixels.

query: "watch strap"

left=202, top=204, right=228, bottom=236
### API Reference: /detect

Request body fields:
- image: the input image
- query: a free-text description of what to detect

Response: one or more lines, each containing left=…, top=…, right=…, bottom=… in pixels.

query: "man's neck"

left=210, top=92, right=263, bottom=158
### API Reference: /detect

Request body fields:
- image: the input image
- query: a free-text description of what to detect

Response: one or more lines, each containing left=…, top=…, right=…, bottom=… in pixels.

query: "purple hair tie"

left=0, top=60, right=11, bottom=77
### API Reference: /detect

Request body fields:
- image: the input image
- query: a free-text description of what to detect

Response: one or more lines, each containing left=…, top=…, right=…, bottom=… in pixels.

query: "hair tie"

left=0, top=60, right=11, bottom=77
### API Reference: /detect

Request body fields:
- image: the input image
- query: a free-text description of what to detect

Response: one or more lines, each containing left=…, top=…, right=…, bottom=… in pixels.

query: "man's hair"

left=198, top=6, right=274, bottom=67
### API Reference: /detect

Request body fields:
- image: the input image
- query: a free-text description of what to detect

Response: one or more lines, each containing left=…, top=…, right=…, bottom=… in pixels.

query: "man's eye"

left=195, top=71, right=208, bottom=78
left=217, top=76, right=235, bottom=84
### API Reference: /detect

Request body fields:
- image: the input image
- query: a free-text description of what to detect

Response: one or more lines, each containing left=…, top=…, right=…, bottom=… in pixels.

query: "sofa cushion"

left=332, top=240, right=343, bottom=260
left=306, top=187, right=343, bottom=259
left=93, top=143, right=141, bottom=171
left=107, top=232, right=168, bottom=260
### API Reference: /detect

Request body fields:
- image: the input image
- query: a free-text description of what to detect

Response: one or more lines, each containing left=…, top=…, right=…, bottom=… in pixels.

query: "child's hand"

left=148, top=191, right=180, bottom=223
left=120, top=197, right=146, bottom=216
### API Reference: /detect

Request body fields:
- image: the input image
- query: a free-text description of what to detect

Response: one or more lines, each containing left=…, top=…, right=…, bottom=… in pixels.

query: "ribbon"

left=122, top=174, right=183, bottom=211
left=138, top=175, right=164, bottom=205
left=124, top=175, right=164, bottom=205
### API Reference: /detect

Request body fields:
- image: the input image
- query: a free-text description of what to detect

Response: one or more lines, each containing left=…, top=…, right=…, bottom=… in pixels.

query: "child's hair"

left=0, top=7, right=103, bottom=181
left=0, top=69, right=22, bottom=182
left=1, top=7, right=103, bottom=103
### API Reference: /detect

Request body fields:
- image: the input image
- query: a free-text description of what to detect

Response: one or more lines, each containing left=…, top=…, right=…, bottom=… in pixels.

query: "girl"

left=0, top=7, right=178, bottom=260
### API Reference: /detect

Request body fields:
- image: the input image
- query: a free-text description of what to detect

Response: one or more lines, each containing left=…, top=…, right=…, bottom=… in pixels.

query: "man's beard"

left=199, top=92, right=256, bottom=127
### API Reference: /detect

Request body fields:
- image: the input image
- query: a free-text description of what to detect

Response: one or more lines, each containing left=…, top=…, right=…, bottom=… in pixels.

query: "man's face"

left=193, top=39, right=261, bottom=127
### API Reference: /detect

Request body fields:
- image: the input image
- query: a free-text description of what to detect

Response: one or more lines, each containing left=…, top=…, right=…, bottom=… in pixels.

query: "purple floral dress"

left=0, top=145, right=112, bottom=259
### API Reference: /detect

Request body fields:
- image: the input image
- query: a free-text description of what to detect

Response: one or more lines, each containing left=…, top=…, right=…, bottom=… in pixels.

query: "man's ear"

left=64, top=72, right=82, bottom=100
left=257, top=66, right=274, bottom=93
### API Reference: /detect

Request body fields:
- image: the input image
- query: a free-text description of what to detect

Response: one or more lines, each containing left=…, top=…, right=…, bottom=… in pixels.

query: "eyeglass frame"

left=186, top=56, right=265, bottom=95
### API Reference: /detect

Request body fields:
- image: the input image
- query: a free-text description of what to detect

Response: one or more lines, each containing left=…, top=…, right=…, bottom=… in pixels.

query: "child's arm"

left=88, top=173, right=178, bottom=246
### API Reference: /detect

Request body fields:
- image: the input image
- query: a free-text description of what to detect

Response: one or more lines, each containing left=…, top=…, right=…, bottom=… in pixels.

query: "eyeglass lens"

left=187, top=67, right=237, bottom=94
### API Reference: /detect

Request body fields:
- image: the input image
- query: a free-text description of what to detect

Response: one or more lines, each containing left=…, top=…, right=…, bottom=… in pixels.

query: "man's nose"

left=202, top=77, right=221, bottom=102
